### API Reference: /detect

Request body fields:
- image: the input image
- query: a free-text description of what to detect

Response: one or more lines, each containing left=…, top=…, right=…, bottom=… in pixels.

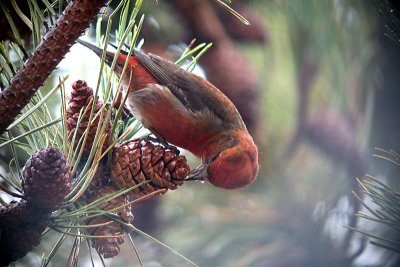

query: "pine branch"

left=0, top=0, right=109, bottom=136
left=351, top=149, right=400, bottom=253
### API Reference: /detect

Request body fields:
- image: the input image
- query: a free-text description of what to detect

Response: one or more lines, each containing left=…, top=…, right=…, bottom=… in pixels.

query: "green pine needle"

left=215, top=0, right=250, bottom=26
left=352, top=150, right=400, bottom=253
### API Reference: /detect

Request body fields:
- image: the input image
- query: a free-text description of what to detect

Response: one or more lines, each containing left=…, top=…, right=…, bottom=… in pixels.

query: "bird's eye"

left=226, top=136, right=238, bottom=147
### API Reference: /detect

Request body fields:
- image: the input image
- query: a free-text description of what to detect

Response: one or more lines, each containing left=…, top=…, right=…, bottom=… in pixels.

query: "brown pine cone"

left=0, top=200, right=51, bottom=266
left=85, top=184, right=133, bottom=258
left=85, top=160, right=111, bottom=194
left=66, top=80, right=110, bottom=156
left=66, top=80, right=94, bottom=114
left=85, top=184, right=133, bottom=223
left=111, top=139, right=190, bottom=198
left=21, top=147, right=71, bottom=210
left=86, top=216, right=125, bottom=259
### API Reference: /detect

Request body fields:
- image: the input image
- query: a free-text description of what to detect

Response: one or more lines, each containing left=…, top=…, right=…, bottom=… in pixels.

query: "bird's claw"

left=145, top=135, right=180, bottom=155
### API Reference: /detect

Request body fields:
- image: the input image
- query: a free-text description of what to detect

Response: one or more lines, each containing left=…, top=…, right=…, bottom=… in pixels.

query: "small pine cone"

left=21, top=147, right=71, bottom=210
left=85, top=184, right=132, bottom=258
left=85, top=160, right=111, bottom=193
left=0, top=200, right=51, bottom=266
left=111, top=139, right=190, bottom=198
left=86, top=184, right=133, bottom=223
left=72, top=158, right=110, bottom=195
left=66, top=80, right=94, bottom=115
left=86, top=216, right=125, bottom=259
left=66, top=80, right=110, bottom=156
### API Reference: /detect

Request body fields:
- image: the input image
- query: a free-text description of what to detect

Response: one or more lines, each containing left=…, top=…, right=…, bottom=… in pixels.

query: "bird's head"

left=189, top=132, right=259, bottom=189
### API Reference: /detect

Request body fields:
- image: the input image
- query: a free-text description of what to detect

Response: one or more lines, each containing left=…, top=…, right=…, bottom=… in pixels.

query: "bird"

left=77, top=39, right=259, bottom=189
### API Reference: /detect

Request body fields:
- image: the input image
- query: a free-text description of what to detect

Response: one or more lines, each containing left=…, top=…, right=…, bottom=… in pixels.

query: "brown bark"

left=0, top=0, right=109, bottom=136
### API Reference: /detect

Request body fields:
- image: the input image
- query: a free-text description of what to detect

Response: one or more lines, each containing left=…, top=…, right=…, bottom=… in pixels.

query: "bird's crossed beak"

left=185, top=163, right=209, bottom=182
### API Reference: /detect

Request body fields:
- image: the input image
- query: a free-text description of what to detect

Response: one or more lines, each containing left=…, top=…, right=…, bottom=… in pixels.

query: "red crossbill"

left=78, top=40, right=258, bottom=189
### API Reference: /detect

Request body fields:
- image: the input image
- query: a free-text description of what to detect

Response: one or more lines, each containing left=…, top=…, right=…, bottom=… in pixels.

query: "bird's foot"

left=145, top=134, right=180, bottom=155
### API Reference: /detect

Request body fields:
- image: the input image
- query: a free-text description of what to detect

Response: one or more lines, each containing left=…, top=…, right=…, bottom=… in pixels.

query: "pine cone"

left=85, top=184, right=133, bottom=258
left=111, top=139, right=190, bottom=198
left=0, top=200, right=51, bottom=266
left=86, top=216, right=124, bottom=259
left=21, top=147, right=71, bottom=210
left=66, top=80, right=94, bottom=115
left=66, top=80, right=110, bottom=156
left=85, top=160, right=111, bottom=194
left=85, top=184, right=133, bottom=223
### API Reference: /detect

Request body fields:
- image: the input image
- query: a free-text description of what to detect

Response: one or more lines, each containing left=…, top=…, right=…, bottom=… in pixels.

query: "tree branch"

left=0, top=0, right=109, bottom=136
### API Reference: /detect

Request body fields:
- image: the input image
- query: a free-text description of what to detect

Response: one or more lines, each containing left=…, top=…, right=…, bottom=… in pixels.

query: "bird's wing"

left=134, top=51, right=202, bottom=112
left=134, top=50, right=244, bottom=129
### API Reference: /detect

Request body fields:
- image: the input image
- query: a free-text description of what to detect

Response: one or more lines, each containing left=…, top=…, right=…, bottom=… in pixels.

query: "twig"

left=0, top=0, right=108, bottom=135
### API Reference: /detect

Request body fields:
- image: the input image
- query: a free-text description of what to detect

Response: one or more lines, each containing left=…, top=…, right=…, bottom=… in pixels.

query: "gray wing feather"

left=134, top=50, right=244, bottom=129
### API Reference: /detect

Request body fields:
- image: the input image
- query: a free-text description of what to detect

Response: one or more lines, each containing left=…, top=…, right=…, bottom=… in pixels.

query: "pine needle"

left=351, top=173, right=400, bottom=252
left=0, top=118, right=61, bottom=149
left=7, top=76, right=68, bottom=131
left=128, top=225, right=199, bottom=267
left=127, top=234, right=144, bottom=267
left=214, top=0, right=250, bottom=25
